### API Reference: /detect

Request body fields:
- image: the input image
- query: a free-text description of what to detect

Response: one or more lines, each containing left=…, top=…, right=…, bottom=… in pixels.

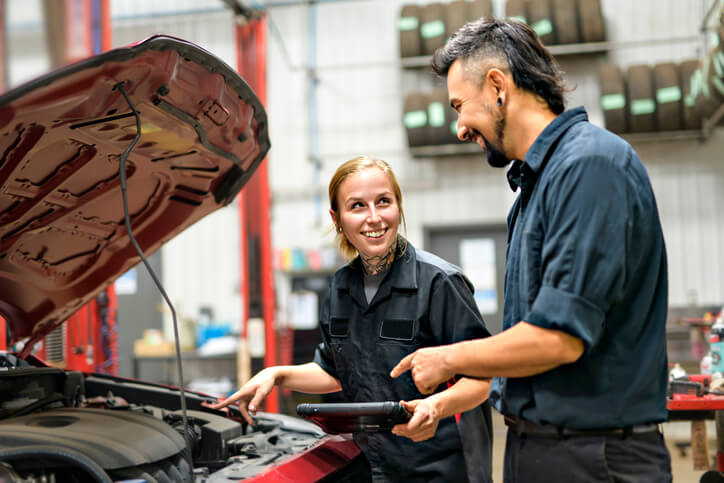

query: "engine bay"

left=0, top=353, right=326, bottom=483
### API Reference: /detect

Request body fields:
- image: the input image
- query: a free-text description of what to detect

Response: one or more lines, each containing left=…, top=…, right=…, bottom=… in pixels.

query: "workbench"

left=668, top=374, right=724, bottom=482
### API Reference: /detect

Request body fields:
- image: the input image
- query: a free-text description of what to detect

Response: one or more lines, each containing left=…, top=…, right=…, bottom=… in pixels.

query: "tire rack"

left=399, top=0, right=608, bottom=154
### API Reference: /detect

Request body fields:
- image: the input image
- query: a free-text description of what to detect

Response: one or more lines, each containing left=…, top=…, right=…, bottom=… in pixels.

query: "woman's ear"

left=329, top=209, right=339, bottom=229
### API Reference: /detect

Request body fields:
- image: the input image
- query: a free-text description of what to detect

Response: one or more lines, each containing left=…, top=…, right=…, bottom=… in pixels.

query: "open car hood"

left=0, top=35, right=270, bottom=349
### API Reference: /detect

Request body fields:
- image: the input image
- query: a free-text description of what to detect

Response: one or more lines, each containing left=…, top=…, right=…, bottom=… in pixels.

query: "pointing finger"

left=390, top=352, right=415, bottom=378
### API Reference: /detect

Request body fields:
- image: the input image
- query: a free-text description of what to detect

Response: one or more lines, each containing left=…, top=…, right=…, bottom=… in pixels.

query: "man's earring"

left=497, top=97, right=502, bottom=106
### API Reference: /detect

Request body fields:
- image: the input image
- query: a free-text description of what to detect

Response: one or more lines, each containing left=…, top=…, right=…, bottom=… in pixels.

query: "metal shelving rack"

left=401, top=1, right=723, bottom=156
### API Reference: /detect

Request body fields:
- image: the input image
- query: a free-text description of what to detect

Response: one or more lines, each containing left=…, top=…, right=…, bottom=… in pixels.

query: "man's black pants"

left=503, top=426, right=672, bottom=482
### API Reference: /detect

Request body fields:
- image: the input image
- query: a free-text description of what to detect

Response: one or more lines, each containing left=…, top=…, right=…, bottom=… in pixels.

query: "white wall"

left=266, top=0, right=724, bottom=308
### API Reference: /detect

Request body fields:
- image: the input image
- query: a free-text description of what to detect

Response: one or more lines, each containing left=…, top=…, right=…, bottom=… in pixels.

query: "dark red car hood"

left=0, top=35, right=269, bottom=348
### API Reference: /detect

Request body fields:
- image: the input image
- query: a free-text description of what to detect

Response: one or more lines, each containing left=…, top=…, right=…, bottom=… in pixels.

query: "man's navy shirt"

left=489, top=107, right=669, bottom=429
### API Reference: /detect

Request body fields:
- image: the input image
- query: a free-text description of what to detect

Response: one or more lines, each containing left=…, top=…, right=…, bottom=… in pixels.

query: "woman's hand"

left=390, top=399, right=441, bottom=442
left=210, top=367, right=278, bottom=425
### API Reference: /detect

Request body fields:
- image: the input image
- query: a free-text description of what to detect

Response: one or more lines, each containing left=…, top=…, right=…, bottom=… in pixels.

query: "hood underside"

left=0, top=35, right=270, bottom=346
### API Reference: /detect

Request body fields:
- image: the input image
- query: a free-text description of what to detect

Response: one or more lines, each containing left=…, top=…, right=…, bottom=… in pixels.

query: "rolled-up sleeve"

left=524, top=156, right=629, bottom=350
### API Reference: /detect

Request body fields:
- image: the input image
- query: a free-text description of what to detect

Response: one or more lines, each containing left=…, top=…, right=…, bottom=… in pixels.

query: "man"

left=390, top=18, right=672, bottom=482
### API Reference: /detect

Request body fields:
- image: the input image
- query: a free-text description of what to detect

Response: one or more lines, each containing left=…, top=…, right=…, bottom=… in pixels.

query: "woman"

left=212, top=156, right=493, bottom=482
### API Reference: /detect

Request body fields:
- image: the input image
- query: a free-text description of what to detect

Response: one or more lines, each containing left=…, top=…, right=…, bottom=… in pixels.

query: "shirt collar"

left=506, top=106, right=589, bottom=192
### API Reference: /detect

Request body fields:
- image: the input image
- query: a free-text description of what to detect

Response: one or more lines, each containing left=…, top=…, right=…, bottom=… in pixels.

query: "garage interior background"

left=1, top=0, right=723, bottom=477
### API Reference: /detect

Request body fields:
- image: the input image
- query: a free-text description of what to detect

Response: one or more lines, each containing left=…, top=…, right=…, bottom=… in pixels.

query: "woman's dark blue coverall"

left=314, top=242, right=493, bottom=482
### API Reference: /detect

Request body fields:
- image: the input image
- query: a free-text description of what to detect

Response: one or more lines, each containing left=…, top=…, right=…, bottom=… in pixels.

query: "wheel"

left=427, top=89, right=457, bottom=145
left=627, top=64, right=656, bottom=133
left=652, top=62, right=682, bottom=131
left=680, top=59, right=704, bottom=130
left=403, top=93, right=429, bottom=147
left=398, top=5, right=422, bottom=58
left=527, top=0, right=555, bottom=45
left=577, top=0, right=605, bottom=43
left=706, top=46, right=724, bottom=103
left=505, top=0, right=528, bottom=24
left=598, top=64, right=627, bottom=133
left=420, top=3, right=447, bottom=56
left=551, top=0, right=581, bottom=45
left=447, top=1, right=470, bottom=38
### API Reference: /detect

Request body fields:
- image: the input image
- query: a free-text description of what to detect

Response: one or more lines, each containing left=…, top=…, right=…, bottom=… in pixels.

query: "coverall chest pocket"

left=377, top=318, right=423, bottom=398
left=328, top=317, right=357, bottom=396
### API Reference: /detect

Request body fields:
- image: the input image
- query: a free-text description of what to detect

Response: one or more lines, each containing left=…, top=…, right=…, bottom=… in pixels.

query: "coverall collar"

left=337, top=240, right=418, bottom=310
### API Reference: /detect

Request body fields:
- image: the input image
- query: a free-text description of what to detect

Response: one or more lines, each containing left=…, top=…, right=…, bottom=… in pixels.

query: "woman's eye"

left=351, top=202, right=363, bottom=209
left=378, top=198, right=390, bottom=205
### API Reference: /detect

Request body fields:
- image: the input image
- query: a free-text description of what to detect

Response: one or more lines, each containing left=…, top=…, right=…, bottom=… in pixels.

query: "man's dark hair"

left=432, top=18, right=567, bottom=114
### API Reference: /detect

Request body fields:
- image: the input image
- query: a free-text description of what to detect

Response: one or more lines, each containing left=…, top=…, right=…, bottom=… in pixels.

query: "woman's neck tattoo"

left=361, top=239, right=397, bottom=275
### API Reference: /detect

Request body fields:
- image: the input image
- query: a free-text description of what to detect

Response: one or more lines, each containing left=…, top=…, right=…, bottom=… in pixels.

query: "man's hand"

left=209, top=368, right=277, bottom=425
left=391, top=399, right=441, bottom=442
left=390, top=345, right=454, bottom=394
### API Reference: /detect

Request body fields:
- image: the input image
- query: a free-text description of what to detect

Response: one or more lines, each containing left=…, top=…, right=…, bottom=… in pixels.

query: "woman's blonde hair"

left=329, top=156, right=407, bottom=260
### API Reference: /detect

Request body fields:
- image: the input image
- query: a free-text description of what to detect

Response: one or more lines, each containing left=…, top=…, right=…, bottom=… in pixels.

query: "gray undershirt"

left=363, top=268, right=389, bottom=303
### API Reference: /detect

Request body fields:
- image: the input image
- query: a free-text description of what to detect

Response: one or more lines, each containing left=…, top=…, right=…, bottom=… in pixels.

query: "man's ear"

left=487, top=68, right=507, bottom=98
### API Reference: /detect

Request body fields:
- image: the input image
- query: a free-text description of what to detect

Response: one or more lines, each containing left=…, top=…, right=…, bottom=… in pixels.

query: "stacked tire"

left=504, top=0, right=605, bottom=45
left=598, top=57, right=724, bottom=134
left=403, top=90, right=459, bottom=147
left=398, top=1, right=494, bottom=58
left=398, top=0, right=605, bottom=58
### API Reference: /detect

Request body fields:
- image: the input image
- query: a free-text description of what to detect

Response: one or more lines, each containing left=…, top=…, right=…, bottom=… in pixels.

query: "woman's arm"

left=210, top=362, right=341, bottom=424
left=392, top=376, right=490, bottom=442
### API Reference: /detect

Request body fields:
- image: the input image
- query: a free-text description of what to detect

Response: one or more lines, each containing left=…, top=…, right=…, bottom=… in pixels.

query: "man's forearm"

left=445, top=322, right=584, bottom=379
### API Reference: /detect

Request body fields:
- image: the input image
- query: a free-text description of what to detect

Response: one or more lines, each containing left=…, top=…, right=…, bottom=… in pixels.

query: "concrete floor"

left=487, top=412, right=713, bottom=482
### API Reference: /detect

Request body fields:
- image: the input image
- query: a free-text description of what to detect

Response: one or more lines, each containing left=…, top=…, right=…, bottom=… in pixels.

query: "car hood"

left=0, top=35, right=270, bottom=348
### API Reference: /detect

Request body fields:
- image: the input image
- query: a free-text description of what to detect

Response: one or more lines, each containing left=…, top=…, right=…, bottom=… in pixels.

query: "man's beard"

left=482, top=107, right=510, bottom=168
left=484, top=136, right=509, bottom=168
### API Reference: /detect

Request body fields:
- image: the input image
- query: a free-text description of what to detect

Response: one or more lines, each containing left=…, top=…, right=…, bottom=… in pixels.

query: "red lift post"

left=235, top=15, right=278, bottom=413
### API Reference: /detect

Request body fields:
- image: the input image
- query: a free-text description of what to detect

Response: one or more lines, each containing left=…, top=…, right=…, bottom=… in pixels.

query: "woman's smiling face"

left=332, top=166, right=400, bottom=261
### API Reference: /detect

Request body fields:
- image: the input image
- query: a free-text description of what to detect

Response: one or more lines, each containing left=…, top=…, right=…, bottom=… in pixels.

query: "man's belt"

left=503, top=416, right=660, bottom=438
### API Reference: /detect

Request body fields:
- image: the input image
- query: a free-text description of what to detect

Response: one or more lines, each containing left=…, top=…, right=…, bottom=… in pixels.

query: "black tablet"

left=296, top=401, right=412, bottom=434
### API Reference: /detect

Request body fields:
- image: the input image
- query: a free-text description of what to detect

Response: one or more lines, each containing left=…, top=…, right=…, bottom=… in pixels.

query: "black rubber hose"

left=0, top=445, right=112, bottom=483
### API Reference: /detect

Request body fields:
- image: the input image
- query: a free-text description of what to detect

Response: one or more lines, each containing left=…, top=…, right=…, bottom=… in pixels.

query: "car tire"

left=598, top=64, right=627, bottom=133
left=447, top=1, right=470, bottom=38
left=404, top=93, right=429, bottom=147
left=552, top=0, right=580, bottom=45
left=427, top=89, right=452, bottom=145
left=399, top=5, right=423, bottom=58
left=578, top=0, right=605, bottom=43
left=627, top=64, right=657, bottom=133
left=706, top=47, right=724, bottom=103
left=680, top=59, right=704, bottom=130
left=653, top=62, right=683, bottom=131
left=505, top=0, right=528, bottom=24
left=528, top=0, right=555, bottom=45
left=421, top=3, right=448, bottom=56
